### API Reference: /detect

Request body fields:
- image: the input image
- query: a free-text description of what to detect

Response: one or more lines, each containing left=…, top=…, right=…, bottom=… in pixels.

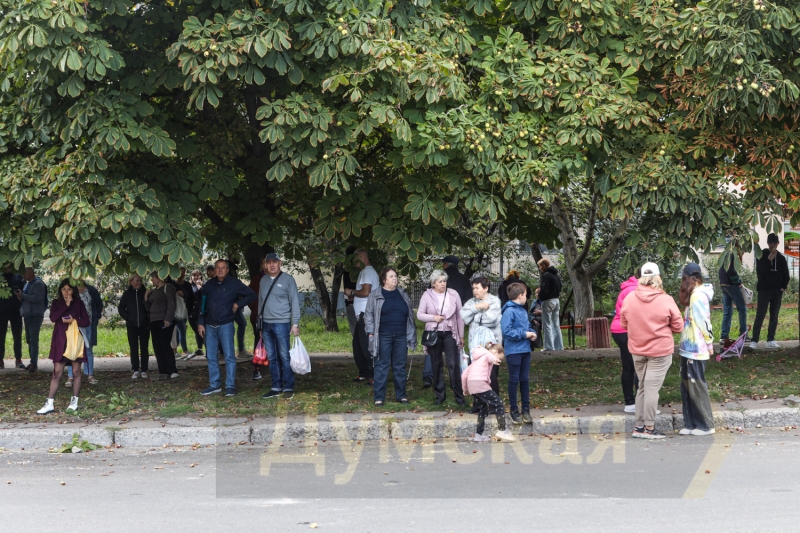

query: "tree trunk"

left=309, top=264, right=342, bottom=332
left=243, top=243, right=273, bottom=280
left=569, top=273, right=594, bottom=324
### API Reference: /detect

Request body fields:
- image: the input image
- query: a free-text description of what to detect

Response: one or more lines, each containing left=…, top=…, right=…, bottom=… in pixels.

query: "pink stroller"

left=716, top=325, right=751, bottom=362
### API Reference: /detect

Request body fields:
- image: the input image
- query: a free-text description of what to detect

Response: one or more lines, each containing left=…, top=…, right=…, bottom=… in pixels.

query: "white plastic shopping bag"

left=289, top=336, right=311, bottom=375
left=460, top=349, right=471, bottom=374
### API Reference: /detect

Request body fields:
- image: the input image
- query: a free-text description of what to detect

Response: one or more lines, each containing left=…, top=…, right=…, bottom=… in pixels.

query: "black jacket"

left=538, top=266, right=562, bottom=301
left=718, top=257, right=741, bottom=286
left=755, top=249, right=790, bottom=292
left=498, top=276, right=532, bottom=307
left=444, top=265, right=472, bottom=305
left=118, top=285, right=149, bottom=328
left=198, top=275, right=256, bottom=326
left=0, top=272, right=24, bottom=318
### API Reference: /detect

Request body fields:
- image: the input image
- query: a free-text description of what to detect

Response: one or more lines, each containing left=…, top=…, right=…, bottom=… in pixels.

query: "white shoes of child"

left=473, top=433, right=491, bottom=443
left=494, top=430, right=516, bottom=442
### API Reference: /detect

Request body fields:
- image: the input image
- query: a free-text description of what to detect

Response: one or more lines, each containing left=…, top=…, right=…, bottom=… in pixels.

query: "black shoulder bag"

left=421, top=291, right=447, bottom=347
left=255, top=272, right=282, bottom=333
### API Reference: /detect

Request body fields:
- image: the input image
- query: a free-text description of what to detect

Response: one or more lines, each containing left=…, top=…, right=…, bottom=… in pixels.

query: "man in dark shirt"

left=441, top=256, right=471, bottom=305
left=751, top=233, right=790, bottom=349
left=0, top=265, right=25, bottom=369
left=719, top=253, right=748, bottom=345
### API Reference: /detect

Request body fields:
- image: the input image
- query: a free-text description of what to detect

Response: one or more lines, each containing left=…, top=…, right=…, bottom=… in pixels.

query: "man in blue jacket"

left=198, top=259, right=256, bottom=397
left=501, top=282, right=537, bottom=426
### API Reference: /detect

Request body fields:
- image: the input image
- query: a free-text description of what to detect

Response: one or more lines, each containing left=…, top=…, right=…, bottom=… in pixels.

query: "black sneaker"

left=631, top=426, right=645, bottom=438
left=422, top=379, right=432, bottom=388
left=25, top=364, right=37, bottom=373
left=641, top=427, right=666, bottom=440
left=283, top=391, right=294, bottom=400
left=510, top=412, right=522, bottom=425
left=200, top=386, right=222, bottom=396
left=521, top=411, right=533, bottom=424
left=352, top=376, right=367, bottom=383
left=251, top=369, right=262, bottom=381
left=16, top=360, right=27, bottom=369
left=225, top=388, right=236, bottom=397
left=262, top=390, right=282, bottom=399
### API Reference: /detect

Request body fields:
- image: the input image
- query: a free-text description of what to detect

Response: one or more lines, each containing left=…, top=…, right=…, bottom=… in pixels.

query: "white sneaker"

left=656, top=409, right=661, bottom=415
left=691, top=428, right=715, bottom=436
left=473, top=433, right=491, bottom=443
left=679, top=428, right=693, bottom=435
left=170, top=373, right=179, bottom=379
left=141, top=372, right=148, bottom=379
left=749, top=341, right=759, bottom=350
left=765, top=340, right=780, bottom=349
left=624, top=404, right=635, bottom=413
left=184, top=352, right=198, bottom=361
left=132, top=371, right=140, bottom=379
left=494, top=430, right=516, bottom=442
left=37, top=399, right=54, bottom=415
left=66, top=396, right=79, bottom=412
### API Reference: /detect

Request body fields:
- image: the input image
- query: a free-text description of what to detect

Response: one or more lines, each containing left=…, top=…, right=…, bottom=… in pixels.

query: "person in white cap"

left=619, top=262, right=683, bottom=440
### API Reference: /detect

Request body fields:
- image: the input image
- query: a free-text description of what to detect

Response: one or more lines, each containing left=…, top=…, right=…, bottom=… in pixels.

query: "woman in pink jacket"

left=610, top=269, right=640, bottom=412
left=417, top=270, right=465, bottom=406
left=620, top=263, right=683, bottom=440
left=462, top=343, right=514, bottom=442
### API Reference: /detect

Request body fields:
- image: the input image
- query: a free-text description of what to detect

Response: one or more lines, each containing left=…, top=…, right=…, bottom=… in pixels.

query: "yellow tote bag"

left=63, top=321, right=85, bottom=361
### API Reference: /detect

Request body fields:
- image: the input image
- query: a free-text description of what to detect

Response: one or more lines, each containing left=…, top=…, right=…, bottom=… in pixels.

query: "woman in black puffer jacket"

left=118, top=274, right=150, bottom=379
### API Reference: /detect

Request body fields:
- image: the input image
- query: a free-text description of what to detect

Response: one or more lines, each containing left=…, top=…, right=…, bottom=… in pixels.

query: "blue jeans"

left=263, top=322, right=293, bottom=391
left=721, top=285, right=747, bottom=340
left=175, top=319, right=189, bottom=352
left=205, top=322, right=236, bottom=389
left=506, top=352, right=531, bottom=414
left=23, top=314, right=43, bottom=365
left=422, top=353, right=432, bottom=381
left=235, top=308, right=247, bottom=352
left=542, top=298, right=563, bottom=351
left=374, top=334, right=408, bottom=402
left=68, top=326, right=94, bottom=377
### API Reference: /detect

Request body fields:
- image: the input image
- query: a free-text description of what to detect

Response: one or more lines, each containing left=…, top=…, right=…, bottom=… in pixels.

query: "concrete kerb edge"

left=2, top=407, right=798, bottom=449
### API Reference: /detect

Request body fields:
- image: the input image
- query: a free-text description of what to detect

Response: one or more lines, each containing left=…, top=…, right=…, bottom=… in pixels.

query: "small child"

left=462, top=343, right=515, bottom=443
left=501, top=282, right=537, bottom=425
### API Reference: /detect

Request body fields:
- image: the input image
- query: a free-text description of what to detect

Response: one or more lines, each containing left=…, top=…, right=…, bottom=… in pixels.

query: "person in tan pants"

left=620, top=262, right=684, bottom=440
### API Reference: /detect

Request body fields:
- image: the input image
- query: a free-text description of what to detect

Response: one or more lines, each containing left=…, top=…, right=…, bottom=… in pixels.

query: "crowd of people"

left=0, top=233, right=793, bottom=431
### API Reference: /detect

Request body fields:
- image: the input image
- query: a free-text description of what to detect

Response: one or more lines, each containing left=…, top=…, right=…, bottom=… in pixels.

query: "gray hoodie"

left=20, top=278, right=47, bottom=318
left=258, top=272, right=301, bottom=326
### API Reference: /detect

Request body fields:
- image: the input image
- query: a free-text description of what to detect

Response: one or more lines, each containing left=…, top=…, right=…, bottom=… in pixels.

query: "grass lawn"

left=3, top=308, right=797, bottom=359
left=1, top=346, right=797, bottom=424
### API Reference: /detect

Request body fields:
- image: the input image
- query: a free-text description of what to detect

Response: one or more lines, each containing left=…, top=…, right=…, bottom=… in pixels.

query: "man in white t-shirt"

left=343, top=249, right=379, bottom=383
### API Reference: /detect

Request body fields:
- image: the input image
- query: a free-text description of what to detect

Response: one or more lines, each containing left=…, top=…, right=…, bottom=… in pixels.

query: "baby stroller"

left=716, top=325, right=751, bottom=362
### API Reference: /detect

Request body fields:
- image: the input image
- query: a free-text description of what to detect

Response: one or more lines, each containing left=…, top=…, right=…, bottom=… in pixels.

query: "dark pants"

left=680, top=357, right=714, bottom=431
left=428, top=331, right=464, bottom=404
left=127, top=324, right=150, bottom=372
left=0, top=314, right=23, bottom=361
left=752, top=289, right=783, bottom=342
left=24, top=314, right=44, bottom=366
left=474, top=390, right=506, bottom=434
left=422, top=352, right=432, bottom=382
left=352, top=314, right=373, bottom=378
left=150, top=321, right=177, bottom=375
left=373, top=333, right=408, bottom=402
left=612, top=332, right=639, bottom=406
left=470, top=365, right=500, bottom=412
left=721, top=285, right=747, bottom=340
left=345, top=304, right=357, bottom=336
left=506, top=352, right=531, bottom=414
left=234, top=308, right=247, bottom=352
left=189, top=316, right=204, bottom=354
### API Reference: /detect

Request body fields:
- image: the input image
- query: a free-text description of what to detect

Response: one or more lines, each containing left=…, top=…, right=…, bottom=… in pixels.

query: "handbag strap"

left=258, top=272, right=282, bottom=322
left=435, top=290, right=447, bottom=331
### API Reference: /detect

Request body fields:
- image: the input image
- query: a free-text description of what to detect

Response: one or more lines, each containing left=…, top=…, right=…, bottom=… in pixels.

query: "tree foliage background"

left=1, top=0, right=798, bottom=321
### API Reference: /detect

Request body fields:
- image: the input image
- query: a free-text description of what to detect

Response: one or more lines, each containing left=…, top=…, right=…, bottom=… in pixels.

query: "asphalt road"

left=2, top=429, right=799, bottom=533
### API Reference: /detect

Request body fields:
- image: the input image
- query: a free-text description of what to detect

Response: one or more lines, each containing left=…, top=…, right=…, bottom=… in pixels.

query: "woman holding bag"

left=364, top=267, right=417, bottom=406
left=461, top=276, right=502, bottom=412
left=36, top=280, right=91, bottom=414
left=417, top=270, right=465, bottom=406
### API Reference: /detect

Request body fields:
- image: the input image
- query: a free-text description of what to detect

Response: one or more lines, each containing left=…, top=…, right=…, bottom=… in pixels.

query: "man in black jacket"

left=750, top=233, right=791, bottom=350
left=441, top=256, right=471, bottom=305
left=118, top=274, right=150, bottom=378
left=0, top=265, right=25, bottom=369
left=536, top=258, right=563, bottom=351
left=197, top=259, right=256, bottom=397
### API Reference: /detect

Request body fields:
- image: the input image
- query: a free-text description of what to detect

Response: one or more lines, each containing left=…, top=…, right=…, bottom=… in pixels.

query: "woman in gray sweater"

left=144, top=272, right=178, bottom=380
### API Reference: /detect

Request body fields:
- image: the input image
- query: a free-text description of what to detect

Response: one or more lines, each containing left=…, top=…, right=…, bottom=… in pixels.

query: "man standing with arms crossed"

left=258, top=253, right=302, bottom=399
left=198, top=259, right=256, bottom=397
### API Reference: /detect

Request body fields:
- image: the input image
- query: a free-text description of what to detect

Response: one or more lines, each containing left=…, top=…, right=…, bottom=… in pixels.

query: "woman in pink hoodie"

left=620, top=263, right=683, bottom=440
left=462, top=343, right=514, bottom=442
left=610, top=269, right=640, bottom=412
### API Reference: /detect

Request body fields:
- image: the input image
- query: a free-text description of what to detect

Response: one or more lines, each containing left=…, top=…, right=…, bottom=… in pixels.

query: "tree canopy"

left=1, top=0, right=797, bottom=319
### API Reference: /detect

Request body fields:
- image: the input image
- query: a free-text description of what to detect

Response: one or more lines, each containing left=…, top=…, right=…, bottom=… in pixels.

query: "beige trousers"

left=632, top=354, right=673, bottom=427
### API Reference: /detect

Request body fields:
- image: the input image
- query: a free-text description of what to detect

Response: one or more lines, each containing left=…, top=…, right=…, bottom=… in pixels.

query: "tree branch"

left=572, top=190, right=600, bottom=270
left=550, top=192, right=579, bottom=271
left=585, top=217, right=630, bottom=279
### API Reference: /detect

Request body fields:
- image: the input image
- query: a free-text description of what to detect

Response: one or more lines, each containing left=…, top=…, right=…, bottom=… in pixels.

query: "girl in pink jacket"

left=462, top=344, right=515, bottom=443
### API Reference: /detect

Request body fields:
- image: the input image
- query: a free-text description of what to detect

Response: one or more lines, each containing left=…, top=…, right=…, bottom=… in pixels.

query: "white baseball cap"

left=641, top=262, right=660, bottom=277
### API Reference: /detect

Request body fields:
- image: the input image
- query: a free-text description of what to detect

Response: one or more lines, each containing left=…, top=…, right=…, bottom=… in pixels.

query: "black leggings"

left=150, top=322, right=177, bottom=375
left=127, top=324, right=150, bottom=372
left=428, top=331, right=464, bottom=404
left=612, top=332, right=639, bottom=406
left=474, top=390, right=506, bottom=434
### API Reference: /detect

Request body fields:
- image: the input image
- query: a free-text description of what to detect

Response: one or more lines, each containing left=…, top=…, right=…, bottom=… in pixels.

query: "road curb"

left=2, top=407, right=798, bottom=449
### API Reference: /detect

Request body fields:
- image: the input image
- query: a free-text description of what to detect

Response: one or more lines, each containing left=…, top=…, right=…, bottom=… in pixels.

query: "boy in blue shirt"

left=501, top=282, right=537, bottom=425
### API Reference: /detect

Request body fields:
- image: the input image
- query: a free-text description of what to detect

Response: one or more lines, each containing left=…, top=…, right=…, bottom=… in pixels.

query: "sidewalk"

left=3, top=340, right=798, bottom=373
left=2, top=397, right=798, bottom=449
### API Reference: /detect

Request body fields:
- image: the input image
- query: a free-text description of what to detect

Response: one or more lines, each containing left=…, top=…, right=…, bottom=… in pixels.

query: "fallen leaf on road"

left=705, top=470, right=711, bottom=474
left=190, top=463, right=198, bottom=468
